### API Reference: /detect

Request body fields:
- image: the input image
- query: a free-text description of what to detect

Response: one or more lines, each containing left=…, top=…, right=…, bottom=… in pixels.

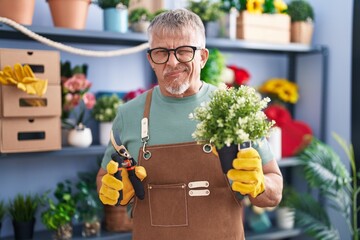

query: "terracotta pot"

left=291, top=21, right=314, bottom=45
left=47, top=0, right=91, bottom=30
left=0, top=0, right=35, bottom=25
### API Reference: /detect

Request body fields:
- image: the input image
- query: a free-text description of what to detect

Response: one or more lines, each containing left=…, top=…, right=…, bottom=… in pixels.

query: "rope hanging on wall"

left=0, top=17, right=149, bottom=57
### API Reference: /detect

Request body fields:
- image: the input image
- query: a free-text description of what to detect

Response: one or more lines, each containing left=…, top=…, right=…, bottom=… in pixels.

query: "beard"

left=163, top=66, right=190, bottom=95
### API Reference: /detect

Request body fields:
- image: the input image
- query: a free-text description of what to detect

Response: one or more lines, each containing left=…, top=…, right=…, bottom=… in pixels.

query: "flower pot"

left=0, top=0, right=35, bottom=25
left=216, top=142, right=251, bottom=174
left=291, top=21, right=314, bottom=45
left=99, top=122, right=112, bottom=146
left=47, top=0, right=91, bottom=30
left=82, top=220, right=101, bottom=237
left=131, top=21, right=150, bottom=33
left=104, top=8, right=128, bottom=33
left=12, top=218, right=35, bottom=240
left=67, top=127, right=92, bottom=148
left=276, top=207, right=295, bottom=230
left=267, top=126, right=282, bottom=161
left=53, top=223, right=73, bottom=240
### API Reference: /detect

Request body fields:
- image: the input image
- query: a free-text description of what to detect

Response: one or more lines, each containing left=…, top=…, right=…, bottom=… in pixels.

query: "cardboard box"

left=0, top=48, right=60, bottom=85
left=0, top=117, right=61, bottom=153
left=237, top=11, right=290, bottom=44
left=0, top=85, right=61, bottom=117
left=128, top=0, right=164, bottom=13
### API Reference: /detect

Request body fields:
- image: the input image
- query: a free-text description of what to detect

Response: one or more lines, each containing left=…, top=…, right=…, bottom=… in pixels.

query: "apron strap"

left=141, top=88, right=154, bottom=160
left=143, top=88, right=153, bottom=119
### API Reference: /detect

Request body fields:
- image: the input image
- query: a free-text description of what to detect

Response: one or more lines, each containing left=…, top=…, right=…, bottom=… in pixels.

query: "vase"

left=47, top=0, right=91, bottom=30
left=67, top=127, right=92, bottom=148
left=0, top=0, right=35, bottom=25
left=99, top=122, right=112, bottom=146
left=104, top=8, right=128, bottom=33
left=82, top=220, right=101, bottom=237
left=267, top=126, right=282, bottom=161
left=276, top=207, right=295, bottom=229
left=12, top=218, right=35, bottom=240
left=216, top=142, right=251, bottom=174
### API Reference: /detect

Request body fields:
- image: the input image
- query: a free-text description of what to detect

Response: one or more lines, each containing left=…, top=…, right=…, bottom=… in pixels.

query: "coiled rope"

left=0, top=17, right=149, bottom=57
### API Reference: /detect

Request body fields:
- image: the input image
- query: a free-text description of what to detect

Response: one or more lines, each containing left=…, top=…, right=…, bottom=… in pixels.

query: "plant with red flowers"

left=226, top=65, right=250, bottom=87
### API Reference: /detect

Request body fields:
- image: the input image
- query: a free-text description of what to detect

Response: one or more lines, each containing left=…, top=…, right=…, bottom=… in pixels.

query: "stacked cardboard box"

left=0, top=48, right=61, bottom=153
left=237, top=11, right=291, bottom=44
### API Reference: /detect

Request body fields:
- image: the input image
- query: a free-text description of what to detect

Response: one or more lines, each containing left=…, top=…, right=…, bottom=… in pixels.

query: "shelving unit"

left=0, top=24, right=327, bottom=240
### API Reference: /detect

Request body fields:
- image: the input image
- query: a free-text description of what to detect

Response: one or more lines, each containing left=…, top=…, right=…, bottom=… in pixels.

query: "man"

left=96, top=8, right=283, bottom=240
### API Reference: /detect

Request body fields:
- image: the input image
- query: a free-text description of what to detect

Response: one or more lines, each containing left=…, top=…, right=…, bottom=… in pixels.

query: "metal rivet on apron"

left=148, top=186, right=152, bottom=189
left=202, top=144, right=212, bottom=153
left=143, top=151, right=151, bottom=160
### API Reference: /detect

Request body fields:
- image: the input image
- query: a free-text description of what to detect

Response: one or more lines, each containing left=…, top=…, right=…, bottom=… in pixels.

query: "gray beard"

left=165, top=81, right=190, bottom=95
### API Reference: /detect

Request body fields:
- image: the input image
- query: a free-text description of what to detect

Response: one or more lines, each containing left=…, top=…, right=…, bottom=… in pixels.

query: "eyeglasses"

left=147, top=45, right=202, bottom=64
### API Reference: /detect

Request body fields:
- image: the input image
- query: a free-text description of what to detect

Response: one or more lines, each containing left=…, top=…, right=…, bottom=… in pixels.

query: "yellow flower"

left=258, top=78, right=299, bottom=104
left=274, top=0, right=287, bottom=13
left=247, top=0, right=265, bottom=14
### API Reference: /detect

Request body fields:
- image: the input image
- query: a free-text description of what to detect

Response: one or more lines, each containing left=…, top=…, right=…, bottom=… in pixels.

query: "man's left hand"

left=227, top=147, right=265, bottom=198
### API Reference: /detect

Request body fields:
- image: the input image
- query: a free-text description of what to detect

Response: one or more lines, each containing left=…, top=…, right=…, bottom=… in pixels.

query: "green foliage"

left=128, top=8, right=152, bottom=23
left=188, top=0, right=223, bottom=22
left=96, top=0, right=129, bottom=9
left=74, top=171, right=103, bottom=223
left=200, top=48, right=225, bottom=87
left=60, top=61, right=88, bottom=78
left=8, top=194, right=39, bottom=222
left=290, top=192, right=340, bottom=240
left=0, top=200, right=7, bottom=222
left=41, top=180, right=76, bottom=230
left=296, top=135, right=359, bottom=240
left=92, top=94, right=123, bottom=122
left=287, top=0, right=314, bottom=22
left=219, top=0, right=245, bottom=12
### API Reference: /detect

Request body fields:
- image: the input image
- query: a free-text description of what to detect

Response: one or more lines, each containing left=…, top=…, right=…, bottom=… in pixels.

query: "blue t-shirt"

left=101, top=82, right=274, bottom=169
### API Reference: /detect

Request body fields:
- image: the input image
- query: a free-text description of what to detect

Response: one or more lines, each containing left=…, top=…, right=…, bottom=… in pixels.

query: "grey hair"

left=147, top=8, right=206, bottom=47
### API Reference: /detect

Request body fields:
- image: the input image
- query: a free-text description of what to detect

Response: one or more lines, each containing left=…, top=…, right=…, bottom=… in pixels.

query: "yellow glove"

left=0, top=64, right=48, bottom=96
left=99, top=160, right=147, bottom=206
left=227, top=147, right=265, bottom=198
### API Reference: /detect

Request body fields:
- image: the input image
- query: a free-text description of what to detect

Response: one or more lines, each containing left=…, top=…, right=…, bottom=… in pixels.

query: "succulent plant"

left=287, top=0, right=314, bottom=22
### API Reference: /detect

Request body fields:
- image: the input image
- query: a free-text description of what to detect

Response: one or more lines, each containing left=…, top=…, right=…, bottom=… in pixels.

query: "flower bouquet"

left=258, top=78, right=299, bottom=105
left=190, top=85, right=274, bottom=173
left=92, top=94, right=123, bottom=123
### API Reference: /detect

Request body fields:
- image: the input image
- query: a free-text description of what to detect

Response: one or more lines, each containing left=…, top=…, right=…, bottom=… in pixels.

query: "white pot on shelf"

left=99, top=122, right=112, bottom=146
left=67, top=125, right=93, bottom=148
left=268, top=126, right=282, bottom=161
left=276, top=207, right=295, bottom=230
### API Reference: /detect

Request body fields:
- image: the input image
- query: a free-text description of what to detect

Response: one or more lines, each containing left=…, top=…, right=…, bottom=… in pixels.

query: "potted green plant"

left=187, top=0, right=223, bottom=37
left=74, top=171, right=103, bottom=237
left=275, top=186, right=296, bottom=230
left=293, top=134, right=359, bottom=240
left=8, top=193, right=39, bottom=240
left=200, top=48, right=226, bottom=86
left=41, top=180, right=76, bottom=240
left=96, top=0, right=130, bottom=32
left=128, top=7, right=153, bottom=33
left=287, top=0, right=315, bottom=44
left=92, top=94, right=123, bottom=145
left=0, top=200, right=6, bottom=234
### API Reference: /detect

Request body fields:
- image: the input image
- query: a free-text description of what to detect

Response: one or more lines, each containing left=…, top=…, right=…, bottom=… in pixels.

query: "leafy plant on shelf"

left=290, top=134, right=359, bottom=240
left=187, top=0, right=223, bottom=23
left=96, top=0, right=129, bottom=9
left=41, top=180, right=76, bottom=233
left=8, top=193, right=39, bottom=223
left=287, top=0, right=314, bottom=22
left=92, top=94, right=123, bottom=123
left=200, top=48, right=226, bottom=87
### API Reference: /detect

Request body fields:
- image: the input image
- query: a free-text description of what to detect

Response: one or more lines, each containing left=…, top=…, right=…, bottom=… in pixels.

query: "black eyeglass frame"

left=147, top=45, right=202, bottom=64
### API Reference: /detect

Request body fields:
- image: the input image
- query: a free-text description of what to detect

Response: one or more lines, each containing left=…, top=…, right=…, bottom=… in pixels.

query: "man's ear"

left=147, top=53, right=154, bottom=69
left=200, top=48, right=209, bottom=69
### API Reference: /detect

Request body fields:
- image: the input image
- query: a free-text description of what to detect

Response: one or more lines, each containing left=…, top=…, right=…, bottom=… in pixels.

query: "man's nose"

left=167, top=51, right=179, bottom=65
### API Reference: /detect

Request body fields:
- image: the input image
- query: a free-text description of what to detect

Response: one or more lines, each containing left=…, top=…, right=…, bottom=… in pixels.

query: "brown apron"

left=132, top=89, right=244, bottom=240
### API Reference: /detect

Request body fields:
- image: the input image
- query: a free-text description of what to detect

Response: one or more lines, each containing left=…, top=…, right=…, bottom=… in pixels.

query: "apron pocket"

left=148, top=183, right=188, bottom=227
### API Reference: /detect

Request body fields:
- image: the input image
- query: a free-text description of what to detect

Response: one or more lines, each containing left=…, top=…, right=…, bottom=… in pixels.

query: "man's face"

left=147, top=30, right=208, bottom=97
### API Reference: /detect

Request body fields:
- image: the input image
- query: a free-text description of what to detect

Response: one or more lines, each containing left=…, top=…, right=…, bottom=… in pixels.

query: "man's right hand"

left=99, top=160, right=147, bottom=206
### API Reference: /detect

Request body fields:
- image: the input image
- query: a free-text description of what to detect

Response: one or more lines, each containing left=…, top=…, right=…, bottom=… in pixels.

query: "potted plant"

left=8, top=193, right=39, bottom=240
left=41, top=180, right=76, bottom=240
left=47, top=0, right=92, bottom=30
left=187, top=0, right=223, bottom=37
left=189, top=85, right=274, bottom=173
left=200, top=48, right=226, bottom=87
left=292, top=134, right=358, bottom=240
left=0, top=200, right=6, bottom=234
left=96, top=0, right=130, bottom=32
left=92, top=94, right=123, bottom=145
left=128, top=7, right=153, bottom=33
left=0, top=0, right=35, bottom=25
left=275, top=186, right=296, bottom=230
left=287, top=0, right=315, bottom=44
left=74, top=171, right=103, bottom=237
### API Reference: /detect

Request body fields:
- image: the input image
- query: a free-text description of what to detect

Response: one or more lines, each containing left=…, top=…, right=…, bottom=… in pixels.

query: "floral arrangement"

left=189, top=84, right=274, bottom=149
left=61, top=73, right=96, bottom=129
left=243, top=0, right=288, bottom=14
left=92, top=94, right=123, bottom=122
left=258, top=78, right=299, bottom=104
